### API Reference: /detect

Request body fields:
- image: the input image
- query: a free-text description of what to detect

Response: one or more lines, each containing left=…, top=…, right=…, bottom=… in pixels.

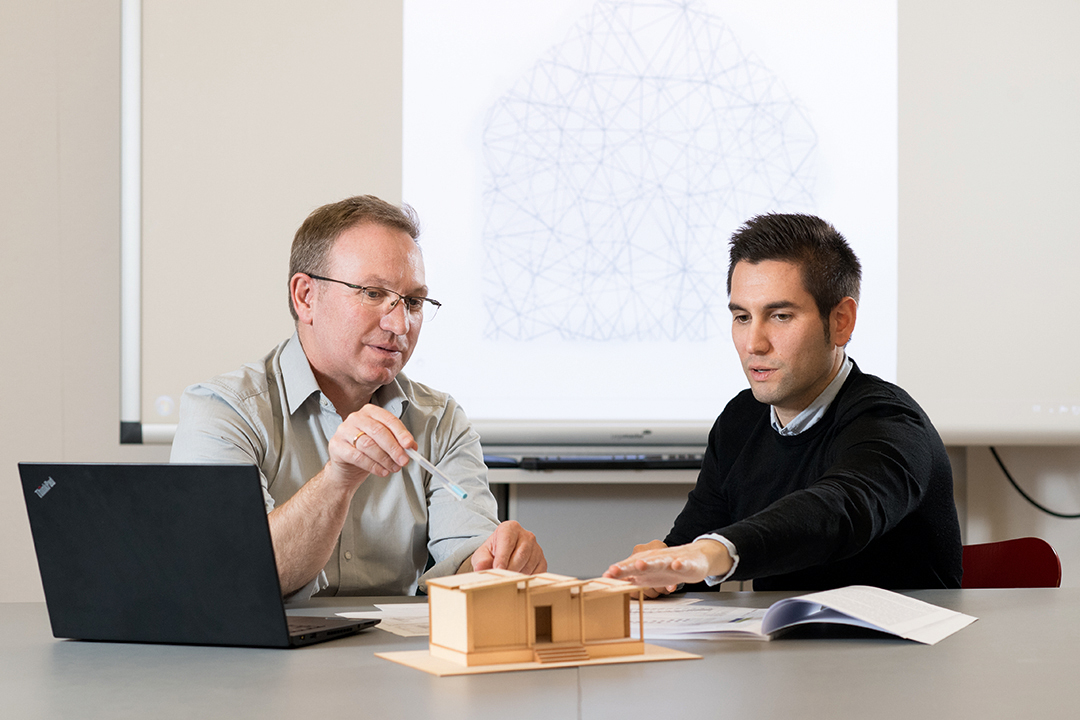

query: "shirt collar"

left=372, top=373, right=408, bottom=418
left=770, top=354, right=853, bottom=436
left=281, top=331, right=409, bottom=418
left=282, top=332, right=321, bottom=416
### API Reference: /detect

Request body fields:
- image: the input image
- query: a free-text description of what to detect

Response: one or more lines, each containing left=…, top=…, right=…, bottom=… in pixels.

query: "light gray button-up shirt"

left=170, top=333, right=500, bottom=596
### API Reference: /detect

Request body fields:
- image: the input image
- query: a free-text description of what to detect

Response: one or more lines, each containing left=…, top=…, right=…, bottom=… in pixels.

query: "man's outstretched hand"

left=603, top=539, right=732, bottom=596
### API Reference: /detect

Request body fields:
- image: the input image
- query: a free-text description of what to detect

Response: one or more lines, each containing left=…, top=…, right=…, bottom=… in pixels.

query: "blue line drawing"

left=481, top=0, right=817, bottom=341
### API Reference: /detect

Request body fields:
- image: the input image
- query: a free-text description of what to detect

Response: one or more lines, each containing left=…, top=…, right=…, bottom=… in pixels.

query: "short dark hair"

left=288, top=195, right=421, bottom=320
left=727, top=213, right=861, bottom=325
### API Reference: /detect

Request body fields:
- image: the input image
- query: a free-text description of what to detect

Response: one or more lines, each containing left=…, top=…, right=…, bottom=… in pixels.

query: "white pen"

left=404, top=447, right=468, bottom=500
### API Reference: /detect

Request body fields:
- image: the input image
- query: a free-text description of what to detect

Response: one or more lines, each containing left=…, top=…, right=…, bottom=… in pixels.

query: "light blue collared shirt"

left=170, top=333, right=500, bottom=597
left=770, top=355, right=854, bottom=436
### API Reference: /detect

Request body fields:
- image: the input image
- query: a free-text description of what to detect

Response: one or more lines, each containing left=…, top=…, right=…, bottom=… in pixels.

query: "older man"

left=172, top=195, right=546, bottom=596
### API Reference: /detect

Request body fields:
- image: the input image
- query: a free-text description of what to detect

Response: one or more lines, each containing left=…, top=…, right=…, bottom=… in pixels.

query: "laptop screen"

left=19, top=463, right=296, bottom=647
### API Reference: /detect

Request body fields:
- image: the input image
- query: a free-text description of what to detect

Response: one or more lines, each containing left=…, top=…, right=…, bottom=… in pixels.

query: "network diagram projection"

left=403, top=0, right=896, bottom=433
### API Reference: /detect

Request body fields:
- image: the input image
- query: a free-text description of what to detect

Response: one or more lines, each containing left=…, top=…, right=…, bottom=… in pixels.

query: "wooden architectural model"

left=425, top=569, right=645, bottom=666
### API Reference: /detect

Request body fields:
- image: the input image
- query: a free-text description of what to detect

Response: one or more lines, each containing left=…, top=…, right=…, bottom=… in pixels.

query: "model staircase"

left=534, top=644, right=590, bottom=664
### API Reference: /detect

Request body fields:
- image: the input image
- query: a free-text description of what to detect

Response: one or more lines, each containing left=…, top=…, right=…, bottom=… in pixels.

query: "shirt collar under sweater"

left=770, top=354, right=853, bottom=436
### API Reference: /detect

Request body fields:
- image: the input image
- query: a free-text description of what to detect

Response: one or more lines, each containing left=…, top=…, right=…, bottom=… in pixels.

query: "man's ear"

left=290, top=273, right=317, bottom=326
left=830, top=296, right=858, bottom=347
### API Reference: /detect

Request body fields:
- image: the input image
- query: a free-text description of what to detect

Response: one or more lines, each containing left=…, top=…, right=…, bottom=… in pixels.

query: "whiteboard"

left=402, top=0, right=897, bottom=442
left=128, top=0, right=1080, bottom=446
left=897, top=0, right=1080, bottom=444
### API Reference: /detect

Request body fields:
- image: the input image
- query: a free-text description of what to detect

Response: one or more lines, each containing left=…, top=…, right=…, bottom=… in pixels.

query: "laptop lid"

left=18, top=462, right=374, bottom=648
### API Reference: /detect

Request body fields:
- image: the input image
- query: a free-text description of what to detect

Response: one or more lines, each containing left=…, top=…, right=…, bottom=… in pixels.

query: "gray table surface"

left=2, top=589, right=1077, bottom=720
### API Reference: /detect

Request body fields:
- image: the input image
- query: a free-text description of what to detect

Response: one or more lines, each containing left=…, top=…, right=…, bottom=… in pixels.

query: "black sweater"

left=667, top=362, right=962, bottom=590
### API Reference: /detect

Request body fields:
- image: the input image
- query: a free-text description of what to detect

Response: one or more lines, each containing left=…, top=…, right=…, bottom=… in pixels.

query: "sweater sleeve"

left=719, top=390, right=941, bottom=583
left=664, top=393, right=763, bottom=546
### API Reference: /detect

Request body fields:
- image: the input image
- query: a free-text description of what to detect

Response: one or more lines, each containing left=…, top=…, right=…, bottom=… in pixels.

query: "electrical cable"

left=989, top=447, right=1080, bottom=519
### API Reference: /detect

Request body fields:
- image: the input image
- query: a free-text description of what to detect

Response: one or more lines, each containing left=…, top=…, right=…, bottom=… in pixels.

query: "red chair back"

left=961, top=537, right=1062, bottom=588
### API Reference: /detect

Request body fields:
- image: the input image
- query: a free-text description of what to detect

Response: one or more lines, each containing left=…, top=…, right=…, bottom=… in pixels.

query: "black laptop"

left=17, top=462, right=378, bottom=648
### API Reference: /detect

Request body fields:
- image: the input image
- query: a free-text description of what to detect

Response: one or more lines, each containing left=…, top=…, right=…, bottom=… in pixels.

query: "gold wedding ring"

left=352, top=431, right=365, bottom=447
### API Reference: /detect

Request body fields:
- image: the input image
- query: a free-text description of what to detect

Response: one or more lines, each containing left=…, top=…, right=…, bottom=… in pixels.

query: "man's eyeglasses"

left=306, top=274, right=441, bottom=321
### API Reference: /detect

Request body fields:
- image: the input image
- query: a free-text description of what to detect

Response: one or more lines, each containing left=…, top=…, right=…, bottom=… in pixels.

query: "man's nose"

left=381, top=299, right=412, bottom=334
left=745, top=320, right=770, bottom=354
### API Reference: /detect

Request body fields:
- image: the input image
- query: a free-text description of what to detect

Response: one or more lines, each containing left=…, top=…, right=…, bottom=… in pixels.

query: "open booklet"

left=631, top=585, right=977, bottom=645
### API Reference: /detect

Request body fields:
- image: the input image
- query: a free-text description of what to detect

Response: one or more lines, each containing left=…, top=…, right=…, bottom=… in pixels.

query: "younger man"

left=606, top=214, right=962, bottom=593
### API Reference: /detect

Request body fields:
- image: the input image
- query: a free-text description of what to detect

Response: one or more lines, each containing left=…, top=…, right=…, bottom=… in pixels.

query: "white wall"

left=0, top=0, right=170, bottom=603
left=2, top=1, right=1078, bottom=603
left=964, top=446, right=1080, bottom=578
left=898, top=0, right=1080, bottom=580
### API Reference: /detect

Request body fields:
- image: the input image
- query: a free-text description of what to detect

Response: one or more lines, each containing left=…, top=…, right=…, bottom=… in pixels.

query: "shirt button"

left=344, top=551, right=353, bottom=560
